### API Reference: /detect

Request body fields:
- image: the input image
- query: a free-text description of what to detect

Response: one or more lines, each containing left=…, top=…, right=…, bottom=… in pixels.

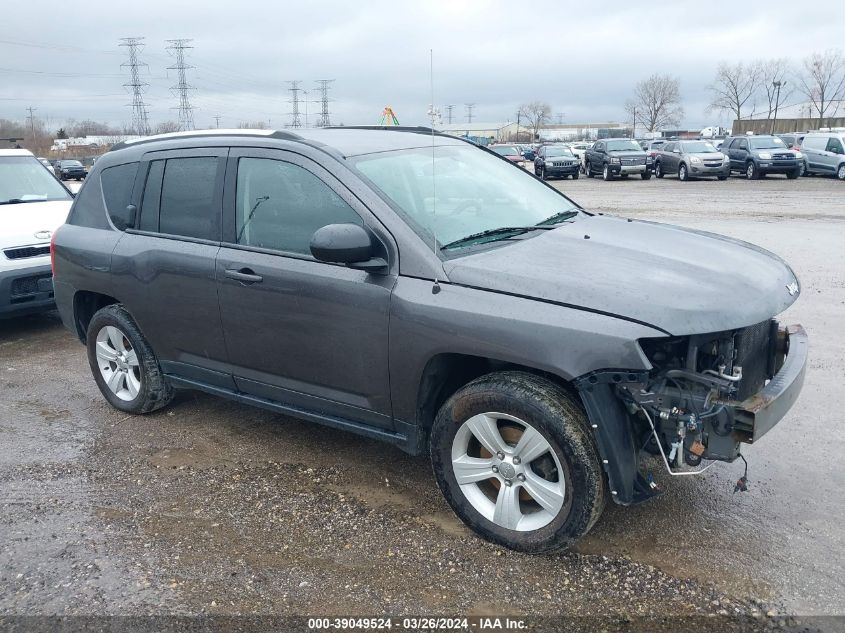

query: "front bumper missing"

left=728, top=324, right=808, bottom=443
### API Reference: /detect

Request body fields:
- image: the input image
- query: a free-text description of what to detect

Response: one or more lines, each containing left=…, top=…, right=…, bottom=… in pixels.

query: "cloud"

left=1, top=0, right=841, bottom=130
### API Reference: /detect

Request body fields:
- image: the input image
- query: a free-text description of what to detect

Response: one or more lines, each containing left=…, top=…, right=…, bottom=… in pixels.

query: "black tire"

left=571, top=171, right=579, bottom=180
left=430, top=371, right=606, bottom=553
left=86, top=304, right=173, bottom=414
left=539, top=166, right=546, bottom=181
left=745, top=161, right=759, bottom=180
left=584, top=161, right=593, bottom=178
left=837, top=163, right=845, bottom=181
left=678, top=163, right=689, bottom=181
left=718, top=175, right=728, bottom=180
left=602, top=164, right=613, bottom=181
left=640, top=171, right=652, bottom=180
left=786, top=168, right=800, bottom=180
left=655, top=162, right=664, bottom=178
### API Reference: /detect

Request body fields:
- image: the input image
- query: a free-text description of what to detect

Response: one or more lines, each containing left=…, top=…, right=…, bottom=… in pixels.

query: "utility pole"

left=515, top=110, right=521, bottom=142
left=631, top=106, right=637, bottom=138
left=166, top=39, right=196, bottom=131
left=314, top=79, right=334, bottom=127
left=771, top=80, right=784, bottom=135
left=25, top=106, right=37, bottom=136
left=213, top=114, right=221, bottom=128
left=556, top=113, right=564, bottom=125
left=465, top=103, right=475, bottom=124
left=287, top=81, right=303, bottom=128
left=119, top=37, right=151, bottom=136
left=445, top=104, right=455, bottom=124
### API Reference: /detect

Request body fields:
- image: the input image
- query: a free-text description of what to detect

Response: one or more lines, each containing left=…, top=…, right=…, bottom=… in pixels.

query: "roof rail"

left=109, top=128, right=301, bottom=152
left=323, top=125, right=446, bottom=136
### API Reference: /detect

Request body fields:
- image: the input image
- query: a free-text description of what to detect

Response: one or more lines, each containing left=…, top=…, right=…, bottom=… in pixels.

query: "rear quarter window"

left=100, top=162, right=139, bottom=229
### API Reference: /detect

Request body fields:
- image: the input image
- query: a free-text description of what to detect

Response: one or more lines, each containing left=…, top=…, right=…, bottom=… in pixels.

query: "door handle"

left=224, top=268, right=263, bottom=284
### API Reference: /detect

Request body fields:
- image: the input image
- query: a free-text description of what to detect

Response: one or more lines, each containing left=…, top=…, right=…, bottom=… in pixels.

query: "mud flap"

left=575, top=374, right=659, bottom=505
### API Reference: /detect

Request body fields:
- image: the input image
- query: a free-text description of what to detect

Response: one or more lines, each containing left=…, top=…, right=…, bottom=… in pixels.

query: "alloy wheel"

left=838, top=164, right=845, bottom=180
left=95, top=325, right=141, bottom=401
left=451, top=412, right=565, bottom=532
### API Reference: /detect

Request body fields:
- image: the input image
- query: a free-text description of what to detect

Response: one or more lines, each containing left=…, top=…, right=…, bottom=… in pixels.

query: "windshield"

left=546, top=147, right=574, bottom=157
left=749, top=137, right=786, bottom=150
left=681, top=141, right=718, bottom=153
left=491, top=146, right=519, bottom=156
left=352, top=144, right=578, bottom=250
left=0, top=156, right=72, bottom=205
left=605, top=139, right=642, bottom=152
left=61, top=160, right=83, bottom=167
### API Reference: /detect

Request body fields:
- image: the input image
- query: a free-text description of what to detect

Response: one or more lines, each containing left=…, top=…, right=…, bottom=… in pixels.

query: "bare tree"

left=517, top=101, right=551, bottom=141
left=66, top=119, right=121, bottom=137
left=798, top=49, right=845, bottom=125
left=624, top=74, right=684, bottom=134
left=707, top=61, right=763, bottom=123
left=152, top=121, right=181, bottom=134
left=237, top=121, right=267, bottom=129
left=760, top=58, right=794, bottom=120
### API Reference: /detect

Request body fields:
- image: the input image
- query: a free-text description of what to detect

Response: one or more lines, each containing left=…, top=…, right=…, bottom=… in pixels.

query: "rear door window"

left=137, top=156, right=221, bottom=240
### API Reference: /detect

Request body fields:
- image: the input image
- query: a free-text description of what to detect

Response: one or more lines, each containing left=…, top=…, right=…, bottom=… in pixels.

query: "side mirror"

left=310, top=223, right=387, bottom=272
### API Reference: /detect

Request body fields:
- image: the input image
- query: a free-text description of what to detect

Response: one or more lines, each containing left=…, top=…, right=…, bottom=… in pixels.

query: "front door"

left=215, top=148, right=396, bottom=430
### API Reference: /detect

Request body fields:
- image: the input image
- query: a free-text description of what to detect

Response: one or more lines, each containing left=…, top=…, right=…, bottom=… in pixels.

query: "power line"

left=465, top=103, right=475, bottom=123
left=445, top=104, right=455, bottom=124
left=287, top=80, right=302, bottom=128
left=314, top=79, right=334, bottom=127
left=166, top=39, right=196, bottom=131
left=119, top=37, right=150, bottom=136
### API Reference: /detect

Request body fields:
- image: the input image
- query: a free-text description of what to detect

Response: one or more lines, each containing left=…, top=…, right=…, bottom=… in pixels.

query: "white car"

left=1, top=149, right=74, bottom=318
left=568, top=142, right=593, bottom=169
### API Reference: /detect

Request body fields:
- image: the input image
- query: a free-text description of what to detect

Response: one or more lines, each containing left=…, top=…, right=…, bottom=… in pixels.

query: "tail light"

left=50, top=230, right=57, bottom=275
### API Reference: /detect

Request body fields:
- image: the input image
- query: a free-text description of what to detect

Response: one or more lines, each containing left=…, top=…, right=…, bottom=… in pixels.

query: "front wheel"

left=655, top=162, right=664, bottom=178
left=837, top=164, right=845, bottom=181
left=430, top=371, right=606, bottom=553
left=571, top=171, right=579, bottom=180
left=539, top=166, right=546, bottom=181
left=746, top=162, right=759, bottom=180
left=584, top=161, right=593, bottom=178
left=86, top=304, right=174, bottom=414
left=678, top=163, right=689, bottom=181
left=602, top=164, right=613, bottom=181
left=641, top=171, right=652, bottom=180
left=786, top=168, right=800, bottom=180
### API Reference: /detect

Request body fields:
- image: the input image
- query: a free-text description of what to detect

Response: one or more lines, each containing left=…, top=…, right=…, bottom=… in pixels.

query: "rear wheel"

left=86, top=304, right=173, bottom=414
left=430, top=371, right=606, bottom=552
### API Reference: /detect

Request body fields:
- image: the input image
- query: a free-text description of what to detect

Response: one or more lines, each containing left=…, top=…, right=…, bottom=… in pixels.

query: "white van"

left=800, top=132, right=845, bottom=180
left=0, top=149, right=74, bottom=317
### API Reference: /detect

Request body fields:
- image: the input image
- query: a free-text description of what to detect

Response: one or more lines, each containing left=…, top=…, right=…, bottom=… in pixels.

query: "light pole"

left=771, top=80, right=784, bottom=135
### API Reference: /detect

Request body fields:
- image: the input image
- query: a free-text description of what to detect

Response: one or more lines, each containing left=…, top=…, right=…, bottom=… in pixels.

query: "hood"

left=0, top=200, right=72, bottom=250
left=444, top=214, right=800, bottom=336
left=688, top=152, right=726, bottom=159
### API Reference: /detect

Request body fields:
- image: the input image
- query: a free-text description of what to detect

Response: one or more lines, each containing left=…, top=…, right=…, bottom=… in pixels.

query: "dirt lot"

left=1, top=175, right=843, bottom=623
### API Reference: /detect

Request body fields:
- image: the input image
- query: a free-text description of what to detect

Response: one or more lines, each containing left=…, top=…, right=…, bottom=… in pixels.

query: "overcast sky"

left=2, top=1, right=842, bottom=132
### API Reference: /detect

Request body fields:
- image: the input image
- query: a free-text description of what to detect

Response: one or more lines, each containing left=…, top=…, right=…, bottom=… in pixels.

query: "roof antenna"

left=428, top=48, right=441, bottom=295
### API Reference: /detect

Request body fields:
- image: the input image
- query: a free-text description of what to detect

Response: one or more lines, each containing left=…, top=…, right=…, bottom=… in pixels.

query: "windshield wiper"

left=536, top=210, right=579, bottom=226
left=0, top=198, right=40, bottom=205
left=440, top=225, right=556, bottom=250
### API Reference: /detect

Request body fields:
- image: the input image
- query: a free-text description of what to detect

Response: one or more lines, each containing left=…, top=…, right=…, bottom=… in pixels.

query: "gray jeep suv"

left=52, top=128, right=808, bottom=552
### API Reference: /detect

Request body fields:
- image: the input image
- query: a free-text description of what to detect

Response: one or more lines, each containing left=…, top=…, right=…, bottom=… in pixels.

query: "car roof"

left=109, top=126, right=467, bottom=161
left=0, top=149, right=35, bottom=157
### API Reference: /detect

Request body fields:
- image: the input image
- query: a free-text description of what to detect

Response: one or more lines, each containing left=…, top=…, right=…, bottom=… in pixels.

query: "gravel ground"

left=1, top=175, right=843, bottom=629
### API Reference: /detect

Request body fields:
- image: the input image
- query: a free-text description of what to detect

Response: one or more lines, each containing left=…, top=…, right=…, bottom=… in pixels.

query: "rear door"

left=215, top=147, right=396, bottom=430
left=110, top=148, right=234, bottom=389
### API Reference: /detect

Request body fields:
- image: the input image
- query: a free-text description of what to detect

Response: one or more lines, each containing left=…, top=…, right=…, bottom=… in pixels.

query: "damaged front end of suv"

left=576, top=318, right=808, bottom=504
